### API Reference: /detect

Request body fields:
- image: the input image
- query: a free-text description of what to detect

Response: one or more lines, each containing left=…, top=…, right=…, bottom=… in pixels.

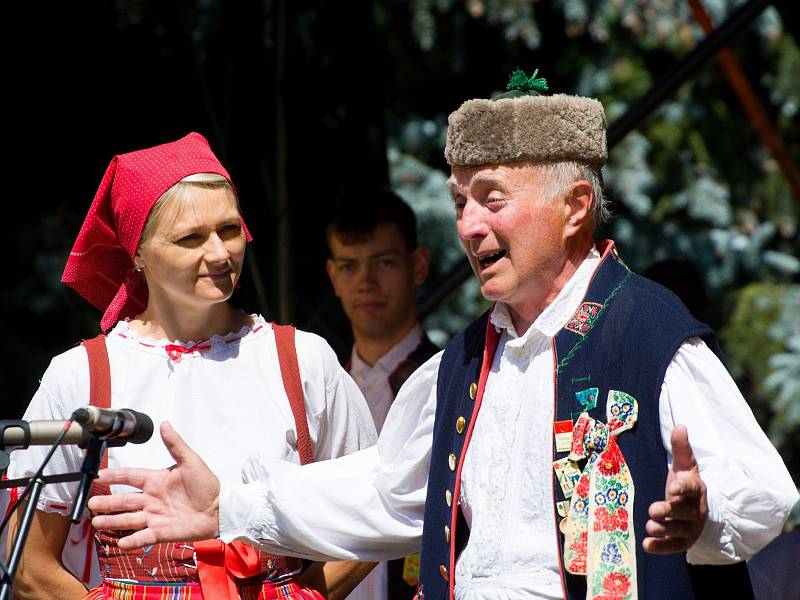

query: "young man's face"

left=326, top=222, right=429, bottom=342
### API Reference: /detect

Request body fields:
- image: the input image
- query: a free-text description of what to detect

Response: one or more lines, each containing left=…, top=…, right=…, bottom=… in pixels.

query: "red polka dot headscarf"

left=62, top=132, right=251, bottom=331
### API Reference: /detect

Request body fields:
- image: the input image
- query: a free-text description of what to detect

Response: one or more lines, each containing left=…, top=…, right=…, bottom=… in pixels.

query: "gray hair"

left=533, top=161, right=609, bottom=226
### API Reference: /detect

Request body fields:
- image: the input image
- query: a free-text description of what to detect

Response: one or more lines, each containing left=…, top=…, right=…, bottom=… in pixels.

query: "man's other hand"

left=643, top=424, right=708, bottom=554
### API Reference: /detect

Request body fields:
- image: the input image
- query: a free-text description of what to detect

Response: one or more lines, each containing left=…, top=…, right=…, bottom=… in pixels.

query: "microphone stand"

left=70, top=433, right=106, bottom=524
left=0, top=431, right=107, bottom=600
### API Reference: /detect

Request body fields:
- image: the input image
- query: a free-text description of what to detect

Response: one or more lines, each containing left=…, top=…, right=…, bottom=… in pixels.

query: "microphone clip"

left=69, top=432, right=107, bottom=524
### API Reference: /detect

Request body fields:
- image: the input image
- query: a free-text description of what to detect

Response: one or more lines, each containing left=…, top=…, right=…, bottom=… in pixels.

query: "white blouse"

left=218, top=251, right=799, bottom=600
left=8, top=315, right=377, bottom=514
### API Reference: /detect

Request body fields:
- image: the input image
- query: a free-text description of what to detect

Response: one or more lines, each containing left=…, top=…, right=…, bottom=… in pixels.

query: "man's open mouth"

left=478, top=250, right=507, bottom=269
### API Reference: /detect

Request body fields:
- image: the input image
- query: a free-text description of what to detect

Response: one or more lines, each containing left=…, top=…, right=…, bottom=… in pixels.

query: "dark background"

left=3, top=0, right=799, bottom=481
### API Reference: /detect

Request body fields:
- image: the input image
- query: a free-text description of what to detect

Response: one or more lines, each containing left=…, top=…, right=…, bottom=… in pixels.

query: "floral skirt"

left=83, top=578, right=324, bottom=600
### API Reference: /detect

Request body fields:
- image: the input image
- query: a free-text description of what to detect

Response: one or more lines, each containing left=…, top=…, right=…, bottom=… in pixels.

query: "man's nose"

left=355, top=263, right=378, bottom=289
left=458, top=200, right=488, bottom=240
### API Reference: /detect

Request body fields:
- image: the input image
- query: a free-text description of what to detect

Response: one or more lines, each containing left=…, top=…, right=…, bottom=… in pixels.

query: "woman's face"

left=137, top=186, right=246, bottom=314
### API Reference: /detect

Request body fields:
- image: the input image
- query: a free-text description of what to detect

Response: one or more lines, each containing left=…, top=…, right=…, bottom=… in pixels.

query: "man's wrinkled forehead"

left=446, top=162, right=538, bottom=194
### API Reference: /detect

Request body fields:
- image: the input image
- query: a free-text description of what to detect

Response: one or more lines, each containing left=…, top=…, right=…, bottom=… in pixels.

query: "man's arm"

left=6, top=506, right=87, bottom=600
left=90, top=355, right=441, bottom=558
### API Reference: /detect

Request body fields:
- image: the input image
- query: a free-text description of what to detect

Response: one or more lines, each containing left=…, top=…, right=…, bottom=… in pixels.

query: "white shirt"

left=349, top=325, right=424, bottom=435
left=347, top=325, right=423, bottom=600
left=9, top=315, right=377, bottom=515
left=219, top=253, right=799, bottom=599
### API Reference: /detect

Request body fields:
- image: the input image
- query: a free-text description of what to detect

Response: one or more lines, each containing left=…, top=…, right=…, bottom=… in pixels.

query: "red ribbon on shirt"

left=164, top=341, right=211, bottom=362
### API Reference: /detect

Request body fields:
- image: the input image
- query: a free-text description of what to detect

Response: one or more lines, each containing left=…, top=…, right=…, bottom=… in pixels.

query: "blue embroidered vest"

left=418, top=242, right=752, bottom=600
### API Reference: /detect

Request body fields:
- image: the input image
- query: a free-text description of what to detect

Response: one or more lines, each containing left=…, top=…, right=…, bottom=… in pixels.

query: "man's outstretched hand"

left=643, top=424, right=708, bottom=554
left=87, top=421, right=221, bottom=550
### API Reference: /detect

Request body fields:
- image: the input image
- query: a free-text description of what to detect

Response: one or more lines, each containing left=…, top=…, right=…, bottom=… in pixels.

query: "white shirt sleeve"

left=218, top=351, right=442, bottom=561
left=659, top=338, right=799, bottom=564
left=6, top=347, right=90, bottom=516
left=294, top=330, right=378, bottom=460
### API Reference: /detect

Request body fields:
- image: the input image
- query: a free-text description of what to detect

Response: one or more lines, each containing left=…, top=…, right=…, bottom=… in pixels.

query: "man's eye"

left=339, top=263, right=355, bottom=272
left=378, top=259, right=396, bottom=268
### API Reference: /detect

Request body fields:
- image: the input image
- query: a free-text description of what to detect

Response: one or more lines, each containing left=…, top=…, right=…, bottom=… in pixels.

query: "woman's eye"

left=176, top=233, right=201, bottom=243
left=219, top=223, right=242, bottom=237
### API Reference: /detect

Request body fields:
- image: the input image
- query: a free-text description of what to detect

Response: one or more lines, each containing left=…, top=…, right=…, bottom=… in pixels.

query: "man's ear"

left=563, top=180, right=594, bottom=237
left=411, top=246, right=430, bottom=286
left=325, top=258, right=341, bottom=298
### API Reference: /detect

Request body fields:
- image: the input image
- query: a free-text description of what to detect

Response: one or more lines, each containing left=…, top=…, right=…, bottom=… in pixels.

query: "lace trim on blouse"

left=109, top=314, right=267, bottom=359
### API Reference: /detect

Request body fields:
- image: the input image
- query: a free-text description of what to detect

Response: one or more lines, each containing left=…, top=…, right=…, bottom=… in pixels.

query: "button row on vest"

left=444, top=524, right=450, bottom=543
left=469, top=382, right=477, bottom=400
left=445, top=489, right=452, bottom=507
left=439, top=564, right=449, bottom=582
left=448, top=453, right=457, bottom=471
left=456, top=416, right=465, bottom=434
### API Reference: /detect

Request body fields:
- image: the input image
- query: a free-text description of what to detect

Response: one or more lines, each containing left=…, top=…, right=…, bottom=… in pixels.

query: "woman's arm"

left=6, top=504, right=87, bottom=600
left=299, top=560, right=379, bottom=600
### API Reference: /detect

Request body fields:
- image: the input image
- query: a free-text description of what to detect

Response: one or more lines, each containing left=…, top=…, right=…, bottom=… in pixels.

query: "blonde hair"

left=139, top=173, right=237, bottom=247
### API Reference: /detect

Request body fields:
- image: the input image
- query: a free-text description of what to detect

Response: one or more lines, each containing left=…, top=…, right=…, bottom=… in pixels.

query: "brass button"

left=456, top=416, right=466, bottom=434
left=469, top=382, right=477, bottom=400
left=444, top=525, right=451, bottom=543
left=448, top=453, right=457, bottom=471
left=445, top=489, right=452, bottom=507
left=439, top=564, right=449, bottom=582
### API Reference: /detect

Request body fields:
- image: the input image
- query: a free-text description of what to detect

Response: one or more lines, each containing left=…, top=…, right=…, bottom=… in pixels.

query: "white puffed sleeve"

left=293, top=330, right=378, bottom=459
left=7, top=347, right=90, bottom=515
left=659, top=338, right=799, bottom=564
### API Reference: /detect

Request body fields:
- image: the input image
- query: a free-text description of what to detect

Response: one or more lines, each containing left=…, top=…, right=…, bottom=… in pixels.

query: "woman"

left=6, top=133, right=377, bottom=599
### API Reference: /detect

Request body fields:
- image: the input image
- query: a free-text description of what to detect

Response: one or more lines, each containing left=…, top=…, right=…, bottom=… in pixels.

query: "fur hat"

left=445, top=69, right=608, bottom=167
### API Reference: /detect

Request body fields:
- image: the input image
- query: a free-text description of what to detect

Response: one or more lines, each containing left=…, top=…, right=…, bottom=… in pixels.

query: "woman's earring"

left=134, top=264, right=143, bottom=273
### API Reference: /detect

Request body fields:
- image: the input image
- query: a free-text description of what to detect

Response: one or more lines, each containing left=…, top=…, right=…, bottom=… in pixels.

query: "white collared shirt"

left=349, top=325, right=424, bottom=435
left=221, top=250, right=799, bottom=600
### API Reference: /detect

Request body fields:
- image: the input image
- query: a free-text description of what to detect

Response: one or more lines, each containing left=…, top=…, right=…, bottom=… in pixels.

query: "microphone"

left=67, top=408, right=153, bottom=523
left=1, top=421, right=90, bottom=447
left=71, top=407, right=154, bottom=445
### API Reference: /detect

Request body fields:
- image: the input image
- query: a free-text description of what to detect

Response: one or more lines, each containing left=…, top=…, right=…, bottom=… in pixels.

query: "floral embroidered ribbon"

left=563, top=390, right=639, bottom=600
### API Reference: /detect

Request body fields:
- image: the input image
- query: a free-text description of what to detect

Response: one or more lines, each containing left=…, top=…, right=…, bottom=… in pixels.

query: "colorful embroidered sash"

left=563, top=390, right=638, bottom=600
left=83, top=578, right=325, bottom=600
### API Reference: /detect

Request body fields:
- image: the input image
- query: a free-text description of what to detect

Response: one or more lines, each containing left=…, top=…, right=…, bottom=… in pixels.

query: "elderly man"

left=89, top=72, right=798, bottom=600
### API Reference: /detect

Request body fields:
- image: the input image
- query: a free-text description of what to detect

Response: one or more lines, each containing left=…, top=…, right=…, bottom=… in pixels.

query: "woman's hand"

left=88, top=421, right=220, bottom=550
